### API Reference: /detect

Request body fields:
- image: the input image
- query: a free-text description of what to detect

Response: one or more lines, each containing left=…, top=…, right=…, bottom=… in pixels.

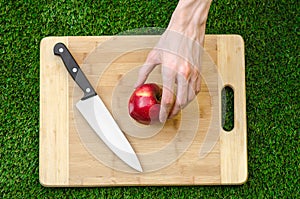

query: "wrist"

left=167, top=0, right=212, bottom=44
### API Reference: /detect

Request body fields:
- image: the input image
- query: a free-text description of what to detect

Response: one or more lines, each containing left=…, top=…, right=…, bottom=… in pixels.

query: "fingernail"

left=159, top=115, right=167, bottom=123
left=159, top=108, right=167, bottom=123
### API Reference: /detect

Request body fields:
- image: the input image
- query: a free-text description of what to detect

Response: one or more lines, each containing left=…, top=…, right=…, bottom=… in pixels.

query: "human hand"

left=134, top=0, right=212, bottom=123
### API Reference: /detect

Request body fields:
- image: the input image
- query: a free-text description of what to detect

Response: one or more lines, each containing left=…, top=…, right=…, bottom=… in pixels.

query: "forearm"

left=167, top=0, right=212, bottom=44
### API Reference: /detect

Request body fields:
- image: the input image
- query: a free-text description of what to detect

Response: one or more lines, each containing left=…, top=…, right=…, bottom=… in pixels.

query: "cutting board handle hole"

left=221, top=85, right=234, bottom=132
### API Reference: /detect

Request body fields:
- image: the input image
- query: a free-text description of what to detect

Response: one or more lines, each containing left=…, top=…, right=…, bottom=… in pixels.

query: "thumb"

left=134, top=50, right=161, bottom=88
left=134, top=62, right=157, bottom=88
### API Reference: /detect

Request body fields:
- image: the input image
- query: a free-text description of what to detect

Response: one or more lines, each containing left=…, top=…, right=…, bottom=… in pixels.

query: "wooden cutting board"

left=39, top=35, right=247, bottom=186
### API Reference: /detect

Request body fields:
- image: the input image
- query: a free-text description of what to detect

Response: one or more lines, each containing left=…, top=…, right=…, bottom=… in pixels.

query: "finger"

left=168, top=103, right=181, bottom=119
left=169, top=73, right=189, bottom=118
left=187, top=81, right=197, bottom=103
left=159, top=67, right=176, bottom=123
left=134, top=50, right=161, bottom=88
left=159, top=87, right=175, bottom=123
left=187, top=70, right=200, bottom=102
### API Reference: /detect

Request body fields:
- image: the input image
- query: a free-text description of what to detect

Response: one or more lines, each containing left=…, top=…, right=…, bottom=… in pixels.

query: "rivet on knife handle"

left=53, top=42, right=97, bottom=100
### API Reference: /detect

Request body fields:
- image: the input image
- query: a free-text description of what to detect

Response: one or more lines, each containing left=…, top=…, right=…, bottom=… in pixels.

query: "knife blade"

left=53, top=42, right=143, bottom=172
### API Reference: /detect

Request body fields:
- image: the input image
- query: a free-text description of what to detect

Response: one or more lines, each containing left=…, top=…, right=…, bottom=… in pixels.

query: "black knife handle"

left=54, top=42, right=97, bottom=100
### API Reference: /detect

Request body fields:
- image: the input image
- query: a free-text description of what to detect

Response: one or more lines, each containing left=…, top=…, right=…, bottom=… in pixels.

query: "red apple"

left=128, top=83, right=162, bottom=125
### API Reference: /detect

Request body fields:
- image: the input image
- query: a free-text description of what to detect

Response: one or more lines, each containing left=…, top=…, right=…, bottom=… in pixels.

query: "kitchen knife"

left=53, top=42, right=143, bottom=172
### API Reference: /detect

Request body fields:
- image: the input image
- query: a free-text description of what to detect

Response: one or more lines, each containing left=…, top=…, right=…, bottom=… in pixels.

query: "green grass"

left=1, top=0, right=299, bottom=198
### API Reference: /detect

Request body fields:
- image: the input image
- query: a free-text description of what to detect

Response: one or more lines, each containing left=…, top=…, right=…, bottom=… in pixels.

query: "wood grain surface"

left=39, top=35, right=247, bottom=186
